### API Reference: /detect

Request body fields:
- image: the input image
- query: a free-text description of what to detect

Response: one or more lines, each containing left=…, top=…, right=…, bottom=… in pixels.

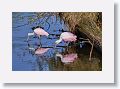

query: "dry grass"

left=59, top=12, right=102, bottom=50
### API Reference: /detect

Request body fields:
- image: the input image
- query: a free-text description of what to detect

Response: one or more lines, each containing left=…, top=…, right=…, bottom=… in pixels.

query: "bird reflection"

left=28, top=46, right=50, bottom=71
left=28, top=46, right=50, bottom=55
left=35, top=48, right=50, bottom=55
left=55, top=53, right=78, bottom=64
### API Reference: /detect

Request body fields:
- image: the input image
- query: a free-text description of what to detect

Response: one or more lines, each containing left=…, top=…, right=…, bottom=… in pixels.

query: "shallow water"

left=12, top=12, right=102, bottom=71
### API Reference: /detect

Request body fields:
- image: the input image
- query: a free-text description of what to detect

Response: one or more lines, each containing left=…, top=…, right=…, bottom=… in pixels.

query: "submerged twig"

left=88, top=38, right=94, bottom=61
left=78, top=37, right=94, bottom=61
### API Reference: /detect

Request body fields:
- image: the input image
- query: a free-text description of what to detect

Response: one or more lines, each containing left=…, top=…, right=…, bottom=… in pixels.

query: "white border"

left=0, top=0, right=114, bottom=83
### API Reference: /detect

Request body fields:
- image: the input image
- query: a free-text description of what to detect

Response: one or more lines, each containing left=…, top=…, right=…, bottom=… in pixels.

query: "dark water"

left=12, top=12, right=102, bottom=71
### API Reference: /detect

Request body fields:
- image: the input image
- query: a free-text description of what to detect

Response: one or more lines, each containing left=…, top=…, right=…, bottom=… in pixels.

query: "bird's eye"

left=32, top=27, right=35, bottom=30
left=36, top=26, right=40, bottom=28
left=40, top=26, right=44, bottom=29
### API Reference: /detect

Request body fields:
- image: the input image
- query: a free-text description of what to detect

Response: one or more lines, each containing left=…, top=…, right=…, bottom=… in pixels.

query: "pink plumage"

left=61, top=32, right=77, bottom=42
left=27, top=26, right=49, bottom=41
left=55, top=32, right=77, bottom=45
left=34, top=28, right=49, bottom=37
left=35, top=48, right=49, bottom=55
left=63, top=53, right=78, bottom=63
left=56, top=53, right=78, bottom=64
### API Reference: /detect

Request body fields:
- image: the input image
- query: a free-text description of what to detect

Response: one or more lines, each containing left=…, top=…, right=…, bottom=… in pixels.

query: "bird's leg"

left=27, top=41, right=30, bottom=47
left=54, top=44, right=57, bottom=49
left=65, top=42, right=69, bottom=52
left=65, top=42, right=69, bottom=47
left=27, top=36, right=29, bottom=42
left=39, top=36, right=42, bottom=47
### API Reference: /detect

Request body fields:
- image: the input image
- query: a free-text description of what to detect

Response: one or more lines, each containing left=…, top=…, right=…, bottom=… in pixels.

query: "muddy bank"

left=58, top=12, right=102, bottom=52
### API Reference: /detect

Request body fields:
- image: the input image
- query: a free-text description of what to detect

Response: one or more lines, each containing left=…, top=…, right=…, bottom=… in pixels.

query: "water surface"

left=12, top=12, right=102, bottom=71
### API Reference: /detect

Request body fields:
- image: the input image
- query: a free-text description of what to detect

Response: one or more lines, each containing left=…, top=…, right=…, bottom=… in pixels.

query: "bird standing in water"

left=55, top=32, right=77, bottom=46
left=27, top=26, right=49, bottom=41
left=27, top=26, right=49, bottom=47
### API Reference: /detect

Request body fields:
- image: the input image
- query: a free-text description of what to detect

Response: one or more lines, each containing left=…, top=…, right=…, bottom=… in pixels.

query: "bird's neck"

left=28, top=32, right=34, bottom=36
left=58, top=38, right=62, bottom=43
left=55, top=38, right=62, bottom=44
left=56, top=53, right=63, bottom=59
left=28, top=47, right=35, bottom=51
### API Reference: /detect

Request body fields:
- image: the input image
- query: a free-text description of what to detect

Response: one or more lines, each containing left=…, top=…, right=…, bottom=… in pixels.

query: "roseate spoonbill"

left=28, top=47, right=50, bottom=55
left=56, top=53, right=78, bottom=64
left=27, top=26, right=49, bottom=41
left=55, top=32, right=77, bottom=46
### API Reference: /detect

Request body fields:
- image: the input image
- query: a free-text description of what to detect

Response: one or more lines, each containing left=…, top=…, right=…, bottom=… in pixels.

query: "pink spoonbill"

left=27, top=26, right=49, bottom=41
left=55, top=32, right=77, bottom=46
left=56, top=53, right=78, bottom=64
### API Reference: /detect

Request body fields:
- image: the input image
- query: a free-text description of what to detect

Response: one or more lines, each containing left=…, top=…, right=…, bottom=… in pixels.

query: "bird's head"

left=39, top=26, right=44, bottom=29
left=32, top=26, right=44, bottom=30
left=36, top=26, right=44, bottom=29
left=32, top=27, right=36, bottom=30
